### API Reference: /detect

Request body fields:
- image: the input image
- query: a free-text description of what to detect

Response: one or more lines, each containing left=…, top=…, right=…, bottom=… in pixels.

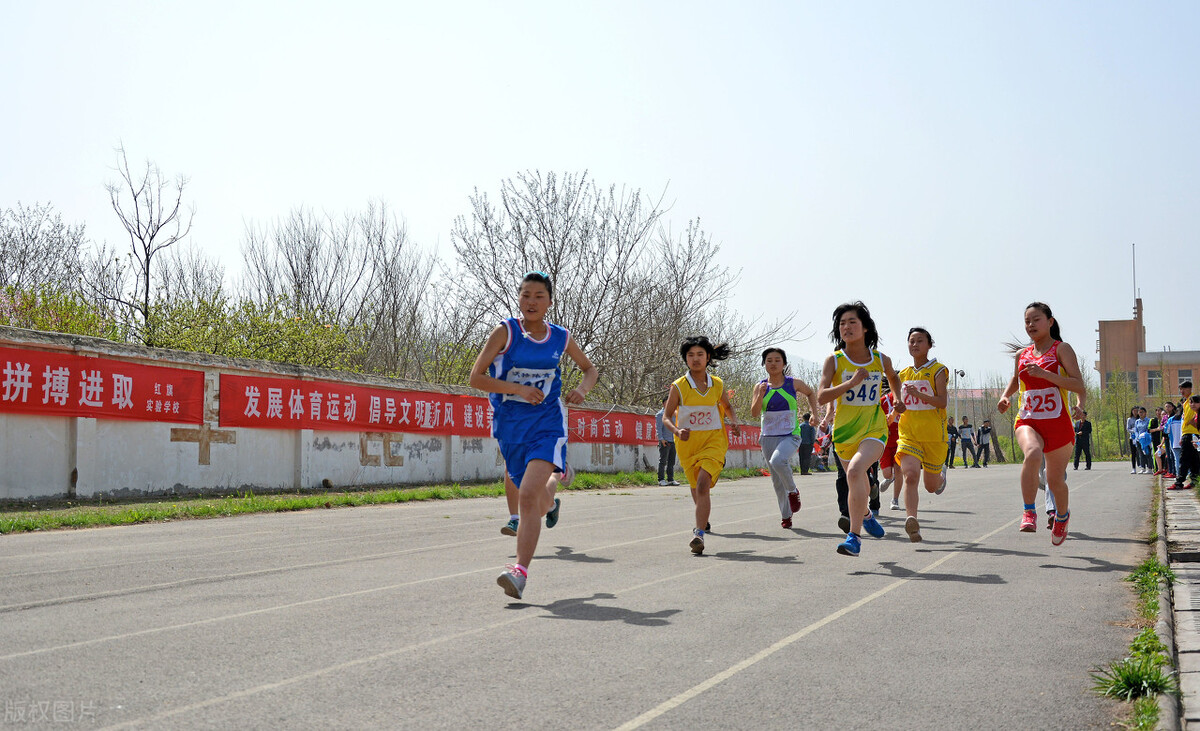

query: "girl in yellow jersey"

left=895, top=327, right=949, bottom=543
left=663, top=336, right=741, bottom=555
left=817, top=302, right=904, bottom=557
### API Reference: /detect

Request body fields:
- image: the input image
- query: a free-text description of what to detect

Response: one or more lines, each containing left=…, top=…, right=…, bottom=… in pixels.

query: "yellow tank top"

left=1184, top=400, right=1199, bottom=437
left=831, top=349, right=887, bottom=444
left=673, top=373, right=726, bottom=432
left=897, top=359, right=948, bottom=442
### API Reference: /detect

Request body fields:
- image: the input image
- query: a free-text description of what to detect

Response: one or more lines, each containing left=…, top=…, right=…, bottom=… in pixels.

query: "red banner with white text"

left=0, top=347, right=205, bottom=423
left=219, top=373, right=761, bottom=449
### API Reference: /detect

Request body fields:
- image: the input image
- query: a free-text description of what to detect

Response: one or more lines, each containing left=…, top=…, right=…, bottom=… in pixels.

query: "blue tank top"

left=488, top=317, right=570, bottom=440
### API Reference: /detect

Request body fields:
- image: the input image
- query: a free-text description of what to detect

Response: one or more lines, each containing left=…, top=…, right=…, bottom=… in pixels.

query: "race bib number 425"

left=1019, top=387, right=1062, bottom=420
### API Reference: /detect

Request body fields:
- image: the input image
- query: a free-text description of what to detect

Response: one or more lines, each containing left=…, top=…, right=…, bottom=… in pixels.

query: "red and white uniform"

left=879, top=391, right=900, bottom=469
left=1014, top=341, right=1075, bottom=452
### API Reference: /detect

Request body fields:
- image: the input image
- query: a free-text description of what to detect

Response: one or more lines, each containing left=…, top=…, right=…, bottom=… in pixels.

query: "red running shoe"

left=1051, top=515, right=1069, bottom=545
left=788, top=491, right=801, bottom=513
left=1019, top=509, right=1037, bottom=532
left=781, top=517, right=793, bottom=529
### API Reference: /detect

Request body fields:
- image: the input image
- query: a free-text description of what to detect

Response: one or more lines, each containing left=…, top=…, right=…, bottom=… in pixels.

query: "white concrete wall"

left=0, top=327, right=765, bottom=501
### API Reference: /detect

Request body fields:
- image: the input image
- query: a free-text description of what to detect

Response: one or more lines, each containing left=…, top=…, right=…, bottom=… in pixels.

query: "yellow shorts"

left=896, top=437, right=948, bottom=473
left=833, top=436, right=886, bottom=464
left=683, top=457, right=724, bottom=489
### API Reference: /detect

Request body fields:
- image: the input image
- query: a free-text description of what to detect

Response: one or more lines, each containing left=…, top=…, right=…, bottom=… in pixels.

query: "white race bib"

left=502, top=367, right=556, bottom=402
left=900, top=380, right=934, bottom=411
left=679, top=405, right=722, bottom=431
left=762, top=409, right=797, bottom=436
left=841, top=371, right=882, bottom=406
left=1019, top=387, right=1062, bottom=420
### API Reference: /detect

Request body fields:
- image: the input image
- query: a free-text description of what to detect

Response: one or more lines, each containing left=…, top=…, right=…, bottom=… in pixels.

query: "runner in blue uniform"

left=469, top=271, right=599, bottom=600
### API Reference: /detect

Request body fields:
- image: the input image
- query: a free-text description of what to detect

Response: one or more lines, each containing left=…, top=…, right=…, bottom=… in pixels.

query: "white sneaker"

left=1131, top=468, right=1137, bottom=474
left=935, top=466, right=947, bottom=495
left=889, top=497, right=901, bottom=510
left=669, top=480, right=680, bottom=486
left=658, top=480, right=669, bottom=486
left=880, top=477, right=894, bottom=492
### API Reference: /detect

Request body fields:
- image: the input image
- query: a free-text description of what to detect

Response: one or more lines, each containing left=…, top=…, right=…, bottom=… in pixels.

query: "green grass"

left=1128, top=557, right=1175, bottom=621
left=0, top=467, right=765, bottom=535
left=1090, top=554, right=1179, bottom=726
left=1090, top=655, right=1177, bottom=702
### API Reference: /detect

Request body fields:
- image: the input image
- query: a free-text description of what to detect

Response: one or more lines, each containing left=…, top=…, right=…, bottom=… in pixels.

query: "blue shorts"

left=500, top=429, right=568, bottom=486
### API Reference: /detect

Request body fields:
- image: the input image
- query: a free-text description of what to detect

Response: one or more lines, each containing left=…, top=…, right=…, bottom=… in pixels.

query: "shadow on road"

left=853, top=561, right=1006, bottom=584
left=1063, top=531, right=1143, bottom=545
left=547, top=546, right=614, bottom=563
left=709, top=550, right=802, bottom=565
left=713, top=531, right=789, bottom=542
left=506, top=593, right=682, bottom=626
left=1038, top=555, right=1136, bottom=573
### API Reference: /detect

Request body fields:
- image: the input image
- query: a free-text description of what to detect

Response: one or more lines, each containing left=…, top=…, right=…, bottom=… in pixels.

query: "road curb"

left=1159, top=476, right=1181, bottom=731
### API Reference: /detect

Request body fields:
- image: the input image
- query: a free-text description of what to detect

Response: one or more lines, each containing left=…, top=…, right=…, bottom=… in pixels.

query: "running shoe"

left=690, top=529, right=705, bottom=554
left=497, top=565, right=526, bottom=599
left=837, top=515, right=851, bottom=533
left=658, top=480, right=669, bottom=486
left=788, top=490, right=801, bottom=513
left=781, top=517, right=793, bottom=529
left=1046, top=510, right=1055, bottom=530
left=669, top=480, right=681, bottom=486
left=560, top=464, right=575, bottom=487
left=501, top=517, right=519, bottom=536
left=935, top=466, right=948, bottom=495
left=905, top=515, right=922, bottom=543
left=1019, top=509, right=1037, bottom=532
left=1051, top=515, right=1069, bottom=545
left=1131, top=468, right=1137, bottom=474
left=836, top=532, right=861, bottom=557
left=862, top=514, right=885, bottom=539
left=545, top=497, right=561, bottom=528
left=880, top=477, right=894, bottom=493
left=890, top=497, right=901, bottom=510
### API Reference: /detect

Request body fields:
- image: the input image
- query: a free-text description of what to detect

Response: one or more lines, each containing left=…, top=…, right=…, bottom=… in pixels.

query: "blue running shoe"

left=545, top=498, right=561, bottom=528
left=862, top=515, right=886, bottom=538
left=837, top=532, right=861, bottom=556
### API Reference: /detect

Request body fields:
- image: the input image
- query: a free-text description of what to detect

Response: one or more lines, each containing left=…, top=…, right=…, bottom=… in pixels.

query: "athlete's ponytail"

left=681, top=336, right=732, bottom=367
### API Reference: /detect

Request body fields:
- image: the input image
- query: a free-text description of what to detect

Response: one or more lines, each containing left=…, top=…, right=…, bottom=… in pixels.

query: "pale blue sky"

left=3, top=1, right=1197, bottom=386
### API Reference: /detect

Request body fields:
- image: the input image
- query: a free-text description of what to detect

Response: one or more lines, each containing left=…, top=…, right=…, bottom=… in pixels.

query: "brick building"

left=1096, top=297, right=1200, bottom=399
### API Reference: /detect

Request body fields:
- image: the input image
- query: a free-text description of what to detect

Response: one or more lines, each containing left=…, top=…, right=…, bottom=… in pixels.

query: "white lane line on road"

left=612, top=519, right=1017, bottom=731
left=93, top=535, right=809, bottom=728
left=0, top=498, right=810, bottom=661
left=0, top=489, right=772, bottom=609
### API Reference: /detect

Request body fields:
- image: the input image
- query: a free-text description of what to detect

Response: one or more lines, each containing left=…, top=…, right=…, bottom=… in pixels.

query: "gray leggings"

left=761, top=433, right=801, bottom=518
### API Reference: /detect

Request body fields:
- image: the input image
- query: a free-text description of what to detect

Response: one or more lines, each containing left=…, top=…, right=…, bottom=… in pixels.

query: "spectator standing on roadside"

left=977, top=419, right=993, bottom=467
left=655, top=397, right=680, bottom=486
left=1073, top=410, right=1092, bottom=470
left=959, top=415, right=979, bottom=467
left=946, top=417, right=959, bottom=468
left=799, top=412, right=816, bottom=475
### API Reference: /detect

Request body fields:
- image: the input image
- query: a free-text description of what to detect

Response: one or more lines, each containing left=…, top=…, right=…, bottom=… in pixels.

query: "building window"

left=1182, top=369, right=1194, bottom=389
left=1148, top=370, right=1162, bottom=396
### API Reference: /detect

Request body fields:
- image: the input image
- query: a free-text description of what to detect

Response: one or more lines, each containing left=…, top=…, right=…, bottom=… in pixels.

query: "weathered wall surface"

left=0, top=327, right=764, bottom=500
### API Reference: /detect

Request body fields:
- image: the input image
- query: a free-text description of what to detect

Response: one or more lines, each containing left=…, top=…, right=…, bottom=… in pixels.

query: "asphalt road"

left=0, top=462, right=1152, bottom=729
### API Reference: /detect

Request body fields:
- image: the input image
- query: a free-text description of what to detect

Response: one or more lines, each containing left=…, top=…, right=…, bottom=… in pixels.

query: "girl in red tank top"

left=998, top=303, right=1086, bottom=546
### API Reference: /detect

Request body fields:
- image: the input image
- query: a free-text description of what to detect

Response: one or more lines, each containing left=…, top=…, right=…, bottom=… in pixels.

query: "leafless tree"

left=100, top=145, right=195, bottom=345
left=0, top=202, right=87, bottom=292
left=448, top=171, right=805, bottom=405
